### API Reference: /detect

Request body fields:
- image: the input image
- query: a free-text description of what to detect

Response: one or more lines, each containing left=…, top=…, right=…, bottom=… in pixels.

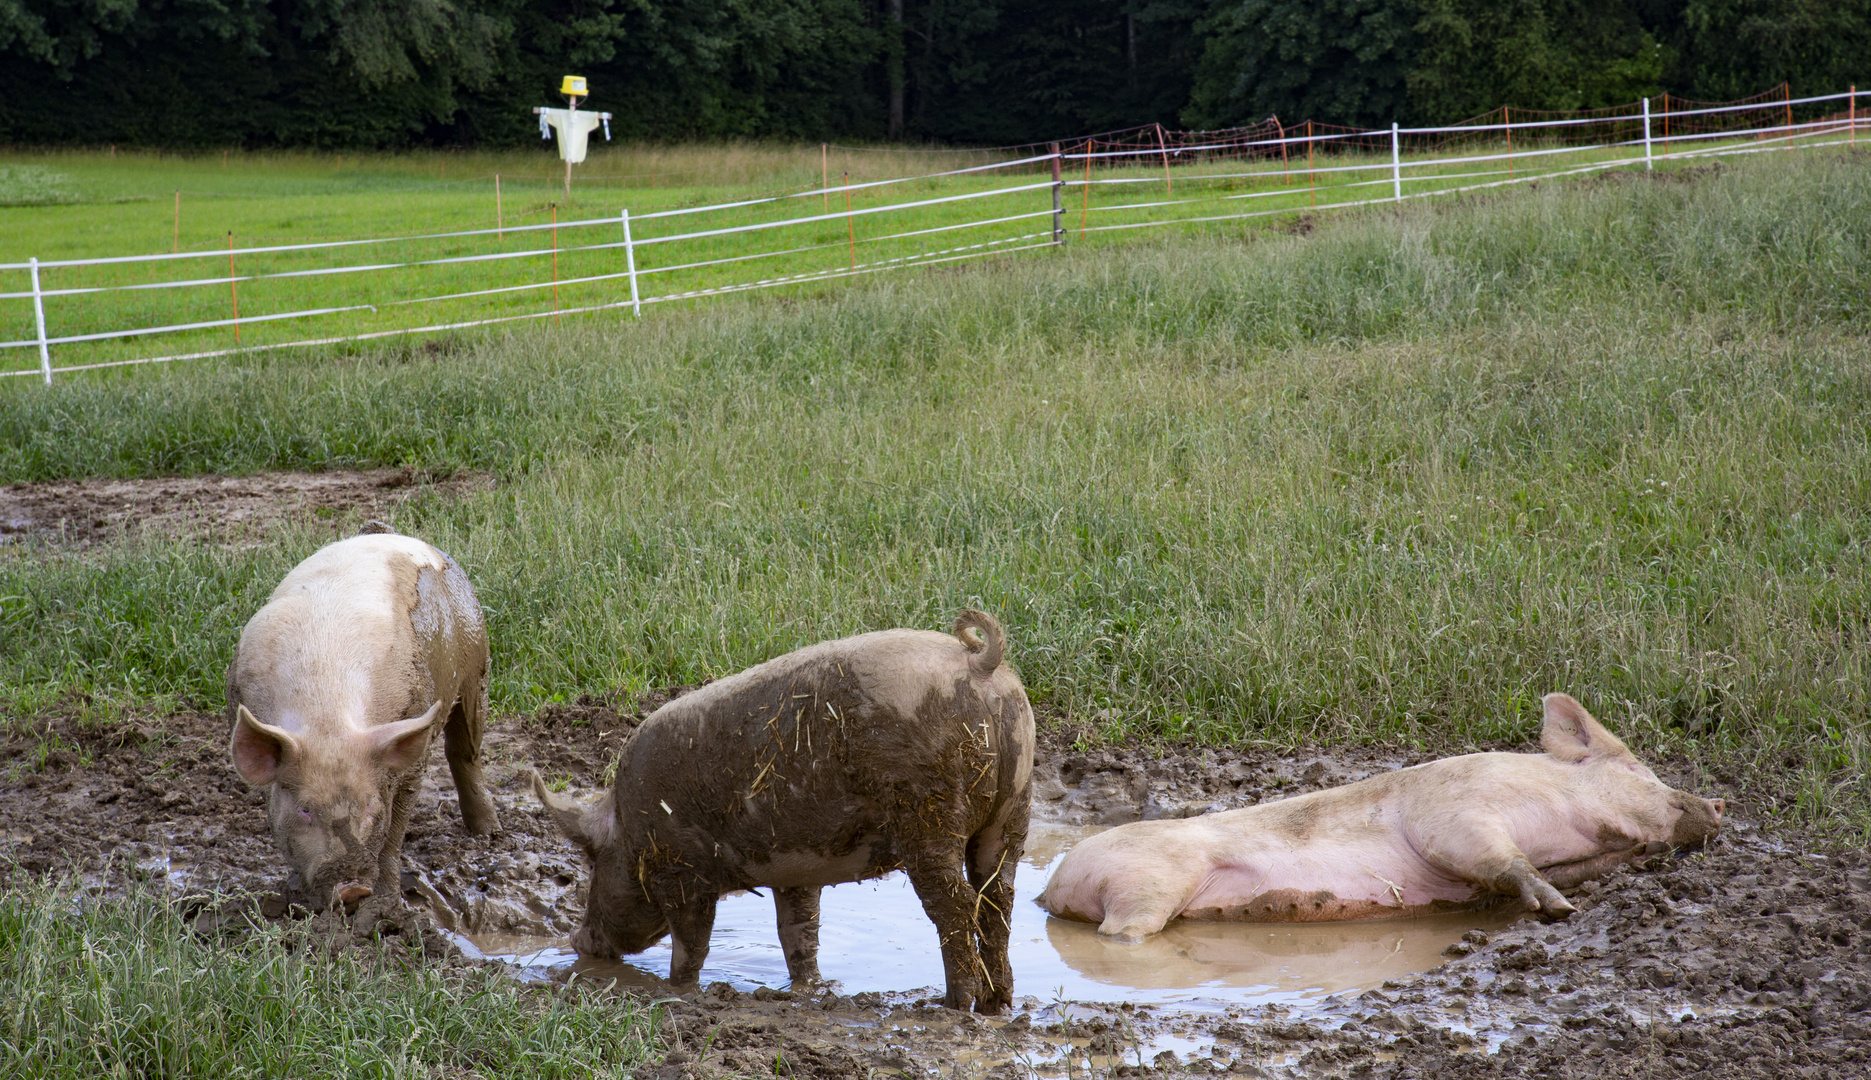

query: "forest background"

left=0, top=1, right=1867, bottom=150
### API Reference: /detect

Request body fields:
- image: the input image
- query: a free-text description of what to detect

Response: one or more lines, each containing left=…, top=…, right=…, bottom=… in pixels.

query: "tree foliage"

left=1184, top=0, right=1415, bottom=128
left=0, top=0, right=1861, bottom=146
left=1407, top=0, right=1665, bottom=122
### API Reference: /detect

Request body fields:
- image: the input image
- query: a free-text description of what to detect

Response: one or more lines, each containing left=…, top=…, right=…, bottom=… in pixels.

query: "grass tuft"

left=0, top=877, right=659, bottom=1078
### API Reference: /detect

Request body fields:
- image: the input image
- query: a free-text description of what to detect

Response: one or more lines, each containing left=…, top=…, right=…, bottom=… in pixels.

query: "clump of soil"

left=0, top=466, right=493, bottom=547
left=3, top=699, right=1867, bottom=1079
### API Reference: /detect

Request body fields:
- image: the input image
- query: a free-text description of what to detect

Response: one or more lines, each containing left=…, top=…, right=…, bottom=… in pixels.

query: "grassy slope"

left=4, top=151, right=1869, bottom=829
left=0, top=880, right=658, bottom=1078
left=6, top=140, right=1809, bottom=375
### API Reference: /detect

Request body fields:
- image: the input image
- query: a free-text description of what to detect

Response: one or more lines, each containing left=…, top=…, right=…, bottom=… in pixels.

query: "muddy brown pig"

left=1041, top=693, right=1723, bottom=941
left=532, top=610, right=1034, bottom=1013
left=227, top=524, right=498, bottom=918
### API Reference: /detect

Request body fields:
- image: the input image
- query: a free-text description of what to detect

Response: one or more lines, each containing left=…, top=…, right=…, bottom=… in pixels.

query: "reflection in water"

left=461, top=821, right=1525, bottom=1007
left=1044, top=908, right=1524, bottom=995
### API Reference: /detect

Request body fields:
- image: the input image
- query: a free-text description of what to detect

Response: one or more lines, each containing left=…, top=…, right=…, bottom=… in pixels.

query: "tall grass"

left=4, top=151, right=1870, bottom=828
left=0, top=879, right=659, bottom=1078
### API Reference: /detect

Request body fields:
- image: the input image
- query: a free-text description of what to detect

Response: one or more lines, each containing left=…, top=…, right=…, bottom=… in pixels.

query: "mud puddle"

left=0, top=466, right=493, bottom=547
left=9, top=705, right=1871, bottom=1078
left=456, top=820, right=1528, bottom=1010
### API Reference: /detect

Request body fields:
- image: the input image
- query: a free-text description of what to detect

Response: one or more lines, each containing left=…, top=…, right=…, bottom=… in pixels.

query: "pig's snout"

left=1668, top=790, right=1725, bottom=846
left=571, top=922, right=622, bottom=959
left=338, top=882, right=374, bottom=913
left=283, top=869, right=335, bottom=910
left=283, top=864, right=368, bottom=912
left=570, top=914, right=666, bottom=958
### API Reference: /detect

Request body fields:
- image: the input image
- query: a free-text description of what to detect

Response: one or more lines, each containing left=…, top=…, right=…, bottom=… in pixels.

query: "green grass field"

left=5, top=126, right=1848, bottom=377
left=4, top=147, right=1869, bottom=834
left=0, top=879, right=660, bottom=1078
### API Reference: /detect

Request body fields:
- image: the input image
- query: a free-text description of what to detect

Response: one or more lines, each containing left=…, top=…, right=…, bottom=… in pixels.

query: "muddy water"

left=460, top=822, right=1526, bottom=1007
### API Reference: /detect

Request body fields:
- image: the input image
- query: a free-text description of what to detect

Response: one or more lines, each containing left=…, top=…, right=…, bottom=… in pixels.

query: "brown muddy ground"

left=0, top=466, right=494, bottom=546
left=2, top=697, right=1867, bottom=1079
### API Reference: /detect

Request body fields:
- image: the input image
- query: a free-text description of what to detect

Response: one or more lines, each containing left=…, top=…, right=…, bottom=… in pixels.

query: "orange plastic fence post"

left=1852, top=86, right=1858, bottom=145
left=1275, top=118, right=1290, bottom=185
left=1661, top=94, right=1670, bottom=154
left=227, top=232, right=239, bottom=344
left=1080, top=139, right=1093, bottom=238
left=1785, top=83, right=1794, bottom=149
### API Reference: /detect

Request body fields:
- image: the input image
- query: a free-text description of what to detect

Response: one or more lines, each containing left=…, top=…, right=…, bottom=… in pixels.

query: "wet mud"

left=3, top=698, right=1868, bottom=1078
left=0, top=466, right=493, bottom=546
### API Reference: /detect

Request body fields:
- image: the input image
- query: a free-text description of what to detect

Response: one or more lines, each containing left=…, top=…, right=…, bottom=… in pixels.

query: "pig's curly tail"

left=953, top=609, right=1005, bottom=676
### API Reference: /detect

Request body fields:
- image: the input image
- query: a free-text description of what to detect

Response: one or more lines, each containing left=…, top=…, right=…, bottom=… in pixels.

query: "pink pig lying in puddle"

left=1039, top=694, right=1724, bottom=942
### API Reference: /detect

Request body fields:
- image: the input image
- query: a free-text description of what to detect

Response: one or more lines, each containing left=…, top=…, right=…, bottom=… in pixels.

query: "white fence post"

left=1390, top=123, right=1402, bottom=202
left=30, top=257, right=51, bottom=385
left=1643, top=97, right=1654, bottom=171
left=1050, top=142, right=1064, bottom=245
left=621, top=208, right=641, bottom=318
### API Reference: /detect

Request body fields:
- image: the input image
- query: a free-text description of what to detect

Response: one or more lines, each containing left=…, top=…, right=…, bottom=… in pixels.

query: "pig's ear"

left=369, top=700, right=446, bottom=773
left=230, top=705, right=302, bottom=786
left=1540, top=693, right=1634, bottom=763
left=530, top=768, right=614, bottom=854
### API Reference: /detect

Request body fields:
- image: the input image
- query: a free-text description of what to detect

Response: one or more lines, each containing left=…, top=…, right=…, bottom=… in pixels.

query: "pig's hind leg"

left=774, top=886, right=823, bottom=986
left=966, top=808, right=1027, bottom=1013
left=444, top=682, right=500, bottom=836
left=904, top=847, right=988, bottom=1012
left=1093, top=891, right=1182, bottom=943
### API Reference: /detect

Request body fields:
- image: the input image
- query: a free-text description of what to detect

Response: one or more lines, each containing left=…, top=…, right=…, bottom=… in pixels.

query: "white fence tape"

left=3, top=88, right=1862, bottom=380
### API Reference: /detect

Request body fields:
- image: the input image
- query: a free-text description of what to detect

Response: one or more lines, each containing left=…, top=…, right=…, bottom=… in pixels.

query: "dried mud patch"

left=3, top=703, right=1868, bottom=1078
left=0, top=466, right=494, bottom=547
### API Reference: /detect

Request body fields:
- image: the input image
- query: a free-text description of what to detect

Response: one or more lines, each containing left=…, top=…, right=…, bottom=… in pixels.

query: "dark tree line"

left=1, top=0, right=1864, bottom=146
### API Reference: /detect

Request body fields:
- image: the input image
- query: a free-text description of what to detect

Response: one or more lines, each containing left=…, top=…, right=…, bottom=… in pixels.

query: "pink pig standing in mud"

left=1040, top=693, right=1724, bottom=941
left=532, top=611, right=1034, bottom=1013
left=226, top=524, right=499, bottom=916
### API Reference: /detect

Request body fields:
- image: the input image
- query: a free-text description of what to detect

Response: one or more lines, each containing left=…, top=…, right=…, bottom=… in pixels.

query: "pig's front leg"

left=664, top=895, right=719, bottom=988
left=1542, top=842, right=1666, bottom=891
left=1417, top=818, right=1575, bottom=921
left=354, top=775, right=420, bottom=931
left=1490, top=855, right=1575, bottom=920
left=774, top=886, right=823, bottom=986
